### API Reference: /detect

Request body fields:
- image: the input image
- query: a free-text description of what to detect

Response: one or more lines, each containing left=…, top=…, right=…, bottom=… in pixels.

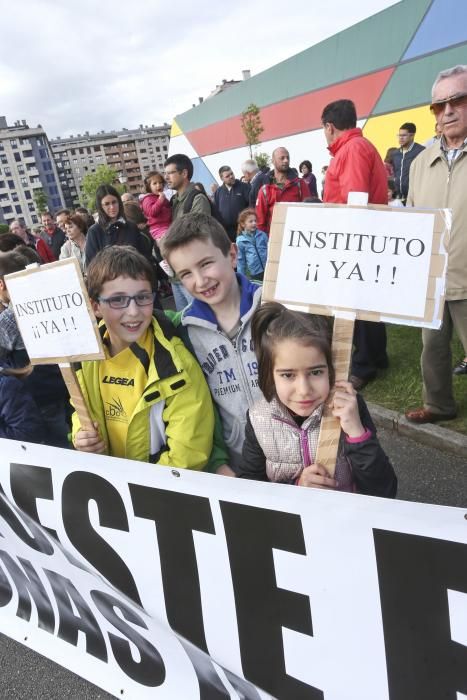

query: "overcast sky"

left=1, top=0, right=397, bottom=138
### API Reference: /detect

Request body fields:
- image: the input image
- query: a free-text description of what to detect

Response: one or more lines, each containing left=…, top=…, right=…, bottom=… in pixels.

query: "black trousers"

left=351, top=320, right=388, bottom=380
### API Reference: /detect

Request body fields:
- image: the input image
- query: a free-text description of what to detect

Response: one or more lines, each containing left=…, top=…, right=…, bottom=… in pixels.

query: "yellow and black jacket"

left=72, top=312, right=214, bottom=469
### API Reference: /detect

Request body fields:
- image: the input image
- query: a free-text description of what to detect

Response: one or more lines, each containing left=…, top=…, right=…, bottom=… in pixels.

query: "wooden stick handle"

left=59, top=364, right=94, bottom=433
left=315, top=316, right=355, bottom=476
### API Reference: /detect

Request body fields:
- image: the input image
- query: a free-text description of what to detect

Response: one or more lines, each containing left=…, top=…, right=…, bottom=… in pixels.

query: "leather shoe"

left=405, top=407, right=457, bottom=424
left=453, top=359, right=467, bottom=375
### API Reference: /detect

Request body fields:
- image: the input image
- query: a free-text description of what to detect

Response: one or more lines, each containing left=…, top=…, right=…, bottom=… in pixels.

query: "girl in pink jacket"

left=140, top=171, right=172, bottom=245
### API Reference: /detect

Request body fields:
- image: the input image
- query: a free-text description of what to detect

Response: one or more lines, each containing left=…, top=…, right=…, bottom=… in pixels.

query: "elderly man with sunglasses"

left=405, top=64, right=467, bottom=424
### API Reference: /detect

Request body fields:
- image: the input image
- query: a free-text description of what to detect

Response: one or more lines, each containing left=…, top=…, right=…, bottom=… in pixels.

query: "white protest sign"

left=265, top=203, right=449, bottom=327
left=6, top=258, right=104, bottom=364
left=0, top=439, right=466, bottom=699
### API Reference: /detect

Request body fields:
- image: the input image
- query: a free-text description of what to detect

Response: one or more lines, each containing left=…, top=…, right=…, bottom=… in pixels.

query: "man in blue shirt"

left=392, top=123, right=425, bottom=204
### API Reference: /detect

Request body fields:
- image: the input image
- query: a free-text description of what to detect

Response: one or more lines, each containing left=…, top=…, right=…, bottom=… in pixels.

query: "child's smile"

left=92, top=276, right=154, bottom=356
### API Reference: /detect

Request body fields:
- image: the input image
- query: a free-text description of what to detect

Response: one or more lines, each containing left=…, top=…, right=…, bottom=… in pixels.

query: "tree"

left=240, top=103, right=264, bottom=159
left=0, top=224, right=9, bottom=235
left=255, top=152, right=271, bottom=171
left=33, top=188, right=48, bottom=214
left=81, top=164, right=123, bottom=211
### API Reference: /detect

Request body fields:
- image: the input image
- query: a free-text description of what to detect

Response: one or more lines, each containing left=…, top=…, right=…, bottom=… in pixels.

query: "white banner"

left=0, top=438, right=466, bottom=699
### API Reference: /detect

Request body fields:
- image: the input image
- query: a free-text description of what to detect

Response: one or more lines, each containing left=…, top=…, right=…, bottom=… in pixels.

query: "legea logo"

left=102, top=375, right=135, bottom=386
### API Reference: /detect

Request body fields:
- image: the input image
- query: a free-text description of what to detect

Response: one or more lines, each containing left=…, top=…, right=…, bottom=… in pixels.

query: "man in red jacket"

left=255, top=147, right=310, bottom=234
left=322, top=98, right=389, bottom=389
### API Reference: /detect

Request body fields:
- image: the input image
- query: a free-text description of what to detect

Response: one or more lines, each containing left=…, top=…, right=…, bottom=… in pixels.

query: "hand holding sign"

left=264, top=202, right=450, bottom=474
left=6, top=258, right=104, bottom=432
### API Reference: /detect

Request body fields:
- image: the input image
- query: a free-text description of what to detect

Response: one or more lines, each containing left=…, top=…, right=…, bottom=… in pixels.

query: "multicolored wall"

left=169, top=0, right=467, bottom=187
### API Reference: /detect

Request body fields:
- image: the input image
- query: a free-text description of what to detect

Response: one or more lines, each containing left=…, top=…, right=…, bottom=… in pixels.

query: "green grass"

left=361, top=324, right=467, bottom=435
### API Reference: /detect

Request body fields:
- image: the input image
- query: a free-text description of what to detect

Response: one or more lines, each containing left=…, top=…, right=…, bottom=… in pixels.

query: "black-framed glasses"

left=97, top=292, right=156, bottom=309
left=430, top=92, right=467, bottom=115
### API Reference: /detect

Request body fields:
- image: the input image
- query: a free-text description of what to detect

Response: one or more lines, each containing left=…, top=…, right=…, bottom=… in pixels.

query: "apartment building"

left=0, top=116, right=64, bottom=229
left=51, top=124, right=170, bottom=208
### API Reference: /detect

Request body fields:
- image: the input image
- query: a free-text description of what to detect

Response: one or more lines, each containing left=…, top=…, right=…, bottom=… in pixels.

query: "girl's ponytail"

left=251, top=302, right=285, bottom=353
left=252, top=302, right=288, bottom=401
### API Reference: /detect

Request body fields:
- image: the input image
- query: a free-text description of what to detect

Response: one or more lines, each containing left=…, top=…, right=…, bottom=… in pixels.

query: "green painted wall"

left=373, top=42, right=467, bottom=114
left=176, top=0, right=432, bottom=132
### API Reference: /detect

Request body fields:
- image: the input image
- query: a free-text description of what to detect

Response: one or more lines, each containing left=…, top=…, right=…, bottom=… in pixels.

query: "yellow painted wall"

left=363, top=104, right=437, bottom=159
left=170, top=120, right=182, bottom=138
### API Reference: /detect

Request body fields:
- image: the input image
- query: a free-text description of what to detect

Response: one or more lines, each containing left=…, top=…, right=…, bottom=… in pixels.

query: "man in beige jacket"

left=406, top=64, right=467, bottom=423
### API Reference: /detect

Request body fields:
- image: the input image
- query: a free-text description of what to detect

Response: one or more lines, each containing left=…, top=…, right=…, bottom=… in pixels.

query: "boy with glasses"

left=72, top=245, right=215, bottom=466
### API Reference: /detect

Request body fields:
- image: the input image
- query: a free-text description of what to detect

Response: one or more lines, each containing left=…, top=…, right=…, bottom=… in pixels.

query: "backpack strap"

left=182, top=188, right=199, bottom=214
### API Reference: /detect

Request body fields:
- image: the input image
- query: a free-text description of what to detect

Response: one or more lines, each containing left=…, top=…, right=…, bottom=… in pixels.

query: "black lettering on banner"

left=0, top=553, right=13, bottom=607
left=130, top=486, right=239, bottom=700
left=45, top=569, right=108, bottom=662
left=220, top=502, right=323, bottom=700
left=0, top=489, right=53, bottom=555
left=9, top=464, right=89, bottom=574
left=130, top=486, right=214, bottom=650
left=91, top=590, right=165, bottom=687
left=0, top=551, right=55, bottom=632
left=62, top=472, right=141, bottom=605
left=10, top=463, right=58, bottom=539
left=373, top=529, right=467, bottom=700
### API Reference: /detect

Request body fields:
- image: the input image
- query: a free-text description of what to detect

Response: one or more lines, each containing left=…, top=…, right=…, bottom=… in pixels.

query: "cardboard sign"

left=6, top=258, right=104, bottom=364
left=0, top=439, right=466, bottom=699
left=263, top=203, right=450, bottom=473
left=264, top=203, right=450, bottom=328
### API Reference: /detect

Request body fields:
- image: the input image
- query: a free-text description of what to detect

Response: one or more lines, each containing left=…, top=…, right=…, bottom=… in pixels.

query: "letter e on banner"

left=373, top=529, right=467, bottom=699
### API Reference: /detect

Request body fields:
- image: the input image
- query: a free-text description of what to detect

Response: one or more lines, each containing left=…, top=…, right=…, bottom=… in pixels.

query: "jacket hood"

left=264, top=167, right=299, bottom=183
left=181, top=273, right=262, bottom=329
left=328, top=127, right=363, bottom=156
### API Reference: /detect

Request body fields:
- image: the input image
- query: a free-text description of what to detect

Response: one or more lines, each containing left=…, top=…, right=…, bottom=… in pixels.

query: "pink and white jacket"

left=238, top=395, right=397, bottom=497
left=140, top=193, right=172, bottom=241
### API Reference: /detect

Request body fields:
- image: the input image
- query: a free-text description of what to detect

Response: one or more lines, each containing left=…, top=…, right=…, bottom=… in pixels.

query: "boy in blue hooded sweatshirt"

left=162, top=213, right=263, bottom=475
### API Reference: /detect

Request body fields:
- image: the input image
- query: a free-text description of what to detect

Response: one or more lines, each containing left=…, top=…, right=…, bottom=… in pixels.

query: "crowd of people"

left=0, top=62, right=465, bottom=497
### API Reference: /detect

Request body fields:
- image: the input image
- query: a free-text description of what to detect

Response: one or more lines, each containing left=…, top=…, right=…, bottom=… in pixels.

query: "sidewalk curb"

left=367, top=402, right=467, bottom=460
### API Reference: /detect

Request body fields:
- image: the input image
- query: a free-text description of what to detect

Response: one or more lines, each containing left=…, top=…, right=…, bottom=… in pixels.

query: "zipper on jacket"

left=272, top=414, right=313, bottom=467
left=443, top=148, right=465, bottom=202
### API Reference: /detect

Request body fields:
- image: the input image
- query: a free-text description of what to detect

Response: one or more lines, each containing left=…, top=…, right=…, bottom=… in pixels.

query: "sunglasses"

left=430, top=92, right=467, bottom=115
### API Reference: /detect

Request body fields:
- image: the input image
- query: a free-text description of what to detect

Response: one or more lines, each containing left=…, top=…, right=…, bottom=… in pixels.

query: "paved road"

left=0, top=429, right=466, bottom=698
left=378, top=425, right=467, bottom=508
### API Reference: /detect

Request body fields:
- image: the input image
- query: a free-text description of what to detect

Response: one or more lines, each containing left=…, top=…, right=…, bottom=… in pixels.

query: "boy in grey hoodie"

left=162, top=213, right=263, bottom=474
